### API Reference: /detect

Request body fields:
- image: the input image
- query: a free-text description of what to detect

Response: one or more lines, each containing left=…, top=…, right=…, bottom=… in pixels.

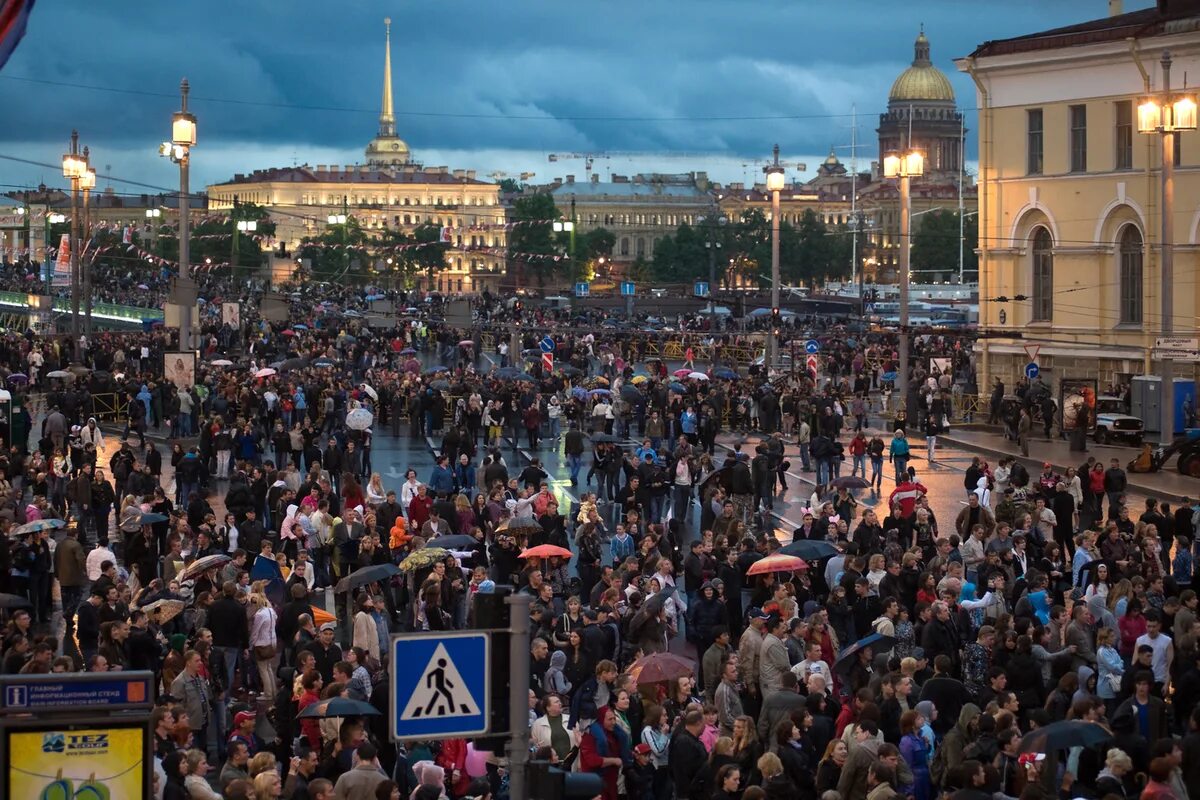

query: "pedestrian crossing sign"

left=390, top=632, right=490, bottom=740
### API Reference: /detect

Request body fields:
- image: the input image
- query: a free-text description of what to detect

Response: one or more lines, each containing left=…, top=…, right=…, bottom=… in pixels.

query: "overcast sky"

left=0, top=0, right=1155, bottom=195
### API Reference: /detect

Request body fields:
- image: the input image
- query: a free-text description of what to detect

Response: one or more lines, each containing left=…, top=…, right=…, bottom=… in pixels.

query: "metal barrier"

left=90, top=393, right=123, bottom=422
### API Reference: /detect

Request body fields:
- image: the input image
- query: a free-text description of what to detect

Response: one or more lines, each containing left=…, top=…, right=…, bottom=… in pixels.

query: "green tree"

left=507, top=193, right=562, bottom=286
left=650, top=222, right=708, bottom=283
left=911, top=210, right=977, bottom=276
left=154, top=203, right=276, bottom=278
left=581, top=227, right=615, bottom=259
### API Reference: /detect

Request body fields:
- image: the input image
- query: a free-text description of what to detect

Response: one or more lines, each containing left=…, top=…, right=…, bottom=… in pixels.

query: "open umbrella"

left=423, top=366, right=450, bottom=376
left=625, top=652, right=695, bottom=684
left=779, top=539, right=839, bottom=560
left=0, top=592, right=32, bottom=608
left=346, top=408, right=374, bottom=431
left=509, top=372, right=537, bottom=382
left=280, top=357, right=309, bottom=371
left=11, top=519, right=66, bottom=536
left=459, top=339, right=475, bottom=347
left=293, top=324, right=309, bottom=330
left=140, top=598, right=185, bottom=624
left=570, top=386, right=588, bottom=401
left=668, top=382, right=687, bottom=393
left=280, top=329, right=296, bottom=337
left=672, top=368, right=691, bottom=378
left=359, top=384, right=379, bottom=401
left=296, top=697, right=381, bottom=719
left=620, top=385, right=641, bottom=402
left=6, top=373, right=28, bottom=383
left=1018, top=720, right=1111, bottom=753
left=713, top=367, right=738, bottom=380
left=559, top=365, right=583, bottom=377
left=589, top=388, right=611, bottom=397
left=519, top=544, right=573, bottom=560
left=828, top=476, right=871, bottom=491
left=687, top=372, right=709, bottom=380
left=312, top=359, right=335, bottom=368
left=629, top=374, right=648, bottom=385
left=45, top=370, right=73, bottom=380
left=429, top=534, right=479, bottom=550
left=746, top=554, right=808, bottom=576
left=430, top=379, right=450, bottom=391
left=834, top=633, right=896, bottom=673
left=178, top=553, right=233, bottom=582
left=255, top=367, right=277, bottom=378
left=584, top=376, right=609, bottom=388
left=139, top=512, right=169, bottom=525
left=399, top=547, right=451, bottom=572
left=210, top=359, right=233, bottom=367
left=334, top=563, right=400, bottom=593
left=590, top=433, right=619, bottom=444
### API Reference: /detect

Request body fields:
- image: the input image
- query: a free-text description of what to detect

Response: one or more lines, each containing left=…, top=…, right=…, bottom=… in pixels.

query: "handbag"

left=254, top=643, right=277, bottom=660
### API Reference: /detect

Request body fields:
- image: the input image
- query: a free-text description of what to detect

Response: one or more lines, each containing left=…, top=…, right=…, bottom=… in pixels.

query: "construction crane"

left=547, top=152, right=610, bottom=179
left=488, top=171, right=537, bottom=183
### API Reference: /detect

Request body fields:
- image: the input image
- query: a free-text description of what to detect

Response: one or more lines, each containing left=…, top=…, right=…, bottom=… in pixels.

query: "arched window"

left=1031, top=227, right=1053, bottom=322
left=1119, top=225, right=1143, bottom=324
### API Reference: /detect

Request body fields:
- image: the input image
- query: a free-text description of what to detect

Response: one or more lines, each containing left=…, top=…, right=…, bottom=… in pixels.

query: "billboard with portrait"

left=164, top=351, right=195, bottom=391
left=221, top=301, right=241, bottom=328
left=6, top=724, right=148, bottom=798
left=1059, top=377, right=1098, bottom=432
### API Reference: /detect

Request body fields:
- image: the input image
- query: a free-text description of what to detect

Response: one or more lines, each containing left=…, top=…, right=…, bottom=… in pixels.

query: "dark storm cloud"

left=0, top=0, right=1155, bottom=188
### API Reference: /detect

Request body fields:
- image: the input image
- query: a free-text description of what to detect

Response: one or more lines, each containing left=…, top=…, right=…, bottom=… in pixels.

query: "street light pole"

left=884, top=148, right=925, bottom=401
left=1138, top=51, right=1197, bottom=444
left=81, top=158, right=95, bottom=338
left=764, top=144, right=786, bottom=372
left=161, top=78, right=198, bottom=351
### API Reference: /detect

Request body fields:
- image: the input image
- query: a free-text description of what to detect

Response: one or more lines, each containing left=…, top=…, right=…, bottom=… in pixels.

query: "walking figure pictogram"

left=416, top=657, right=469, bottom=717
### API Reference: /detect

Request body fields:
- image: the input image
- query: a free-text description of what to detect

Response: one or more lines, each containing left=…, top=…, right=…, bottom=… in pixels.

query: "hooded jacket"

left=933, top=703, right=981, bottom=786
left=544, top=649, right=572, bottom=695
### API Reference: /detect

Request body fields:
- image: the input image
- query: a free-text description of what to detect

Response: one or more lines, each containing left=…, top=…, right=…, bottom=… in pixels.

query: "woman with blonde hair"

left=249, top=592, right=278, bottom=698
left=365, top=473, right=387, bottom=507
left=1107, top=578, right=1134, bottom=617
left=248, top=750, right=277, bottom=777
left=252, top=769, right=283, bottom=798
left=183, top=748, right=220, bottom=798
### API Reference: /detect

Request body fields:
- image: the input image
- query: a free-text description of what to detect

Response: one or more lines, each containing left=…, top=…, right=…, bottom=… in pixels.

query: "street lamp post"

left=552, top=215, right=575, bottom=289
left=764, top=144, right=786, bottom=371
left=328, top=195, right=349, bottom=281
left=231, top=195, right=258, bottom=285
left=159, top=78, right=197, bottom=351
left=61, top=130, right=88, bottom=361
left=145, top=208, right=162, bottom=261
left=698, top=206, right=727, bottom=315
left=1138, top=50, right=1197, bottom=444
left=46, top=212, right=65, bottom=296
left=80, top=160, right=96, bottom=337
left=883, top=148, right=925, bottom=400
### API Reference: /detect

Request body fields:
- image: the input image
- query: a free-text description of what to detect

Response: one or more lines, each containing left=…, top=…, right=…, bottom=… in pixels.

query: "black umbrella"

left=0, top=593, right=31, bottom=609
left=620, top=385, right=641, bottom=402
left=334, top=563, right=400, bottom=594
left=590, top=433, right=620, bottom=444
left=559, top=365, right=583, bottom=377
left=429, top=534, right=479, bottom=550
left=779, top=539, right=839, bottom=560
left=430, top=379, right=450, bottom=391
left=296, top=697, right=381, bottom=719
left=279, top=357, right=310, bottom=372
left=828, top=476, right=871, bottom=491
left=1018, top=720, right=1111, bottom=754
left=697, top=465, right=734, bottom=494
left=833, top=633, right=896, bottom=673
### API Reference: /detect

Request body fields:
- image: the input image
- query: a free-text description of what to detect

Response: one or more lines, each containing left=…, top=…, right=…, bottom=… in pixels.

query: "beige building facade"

left=957, top=0, right=1200, bottom=388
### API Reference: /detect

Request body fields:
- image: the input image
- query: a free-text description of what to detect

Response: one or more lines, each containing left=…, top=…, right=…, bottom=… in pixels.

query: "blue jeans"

left=852, top=454, right=866, bottom=478
left=817, top=458, right=831, bottom=485
left=567, top=454, right=582, bottom=483
left=894, top=457, right=909, bottom=483
left=799, top=442, right=811, bottom=470
left=870, top=456, right=884, bottom=487
left=214, top=645, right=239, bottom=694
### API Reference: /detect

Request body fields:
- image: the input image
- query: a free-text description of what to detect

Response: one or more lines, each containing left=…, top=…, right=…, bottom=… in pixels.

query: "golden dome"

left=889, top=31, right=956, bottom=104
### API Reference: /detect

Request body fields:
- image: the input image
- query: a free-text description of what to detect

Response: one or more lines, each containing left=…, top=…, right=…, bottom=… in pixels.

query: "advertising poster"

left=929, top=357, right=951, bottom=377
left=221, top=301, right=241, bottom=328
left=52, top=233, right=71, bottom=287
left=164, top=351, right=195, bottom=391
left=1059, top=377, right=1098, bottom=431
left=7, top=725, right=146, bottom=798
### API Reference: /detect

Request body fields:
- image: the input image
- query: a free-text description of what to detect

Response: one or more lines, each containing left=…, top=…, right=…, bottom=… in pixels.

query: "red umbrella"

left=518, top=544, right=573, bottom=559
left=746, top=554, right=808, bottom=576
left=672, top=368, right=691, bottom=377
left=281, top=329, right=296, bottom=336
left=459, top=339, right=474, bottom=347
left=626, top=652, right=696, bottom=684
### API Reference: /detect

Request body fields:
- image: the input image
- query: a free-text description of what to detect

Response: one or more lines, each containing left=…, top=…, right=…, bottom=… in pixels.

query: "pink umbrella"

left=673, top=368, right=691, bottom=377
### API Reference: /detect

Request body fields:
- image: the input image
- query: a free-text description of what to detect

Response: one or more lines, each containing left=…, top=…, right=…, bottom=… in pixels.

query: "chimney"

left=566, top=175, right=575, bottom=184
left=591, top=173, right=600, bottom=184
left=316, top=165, right=326, bottom=173
left=1110, top=0, right=1122, bottom=15
left=453, top=169, right=464, bottom=179
left=552, top=178, right=563, bottom=187
left=466, top=170, right=476, bottom=180
left=330, top=165, right=339, bottom=174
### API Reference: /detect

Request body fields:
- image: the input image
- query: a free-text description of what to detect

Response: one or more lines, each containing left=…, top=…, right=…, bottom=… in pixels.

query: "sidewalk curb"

left=939, top=433, right=1194, bottom=505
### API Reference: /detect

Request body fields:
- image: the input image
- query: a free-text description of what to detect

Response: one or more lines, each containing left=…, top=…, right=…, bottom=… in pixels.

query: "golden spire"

left=380, top=17, right=395, bottom=138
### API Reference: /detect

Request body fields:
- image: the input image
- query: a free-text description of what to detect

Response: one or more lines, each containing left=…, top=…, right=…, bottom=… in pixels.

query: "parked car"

left=1092, top=395, right=1144, bottom=445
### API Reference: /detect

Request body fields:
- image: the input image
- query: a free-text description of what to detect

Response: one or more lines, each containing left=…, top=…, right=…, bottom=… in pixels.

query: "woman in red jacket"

left=579, top=706, right=630, bottom=800
left=435, top=737, right=472, bottom=797
left=295, top=671, right=323, bottom=751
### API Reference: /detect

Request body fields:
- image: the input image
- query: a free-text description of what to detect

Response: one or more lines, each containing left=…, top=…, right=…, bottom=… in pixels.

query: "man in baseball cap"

left=229, top=709, right=259, bottom=756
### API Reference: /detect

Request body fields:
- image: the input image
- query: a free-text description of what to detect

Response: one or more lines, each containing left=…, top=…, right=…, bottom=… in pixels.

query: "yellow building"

left=206, top=19, right=505, bottom=293
left=957, top=0, right=1200, bottom=386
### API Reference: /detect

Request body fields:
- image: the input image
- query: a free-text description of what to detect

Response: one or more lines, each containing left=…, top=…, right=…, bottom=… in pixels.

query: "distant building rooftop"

left=211, top=164, right=486, bottom=187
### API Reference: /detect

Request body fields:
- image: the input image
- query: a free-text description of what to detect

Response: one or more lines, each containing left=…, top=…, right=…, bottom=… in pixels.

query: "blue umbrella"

left=6, top=373, right=27, bottom=384
left=668, top=382, right=687, bottom=393
left=834, top=632, right=896, bottom=673
left=250, top=554, right=286, bottom=606
left=589, top=388, right=611, bottom=397
left=399, top=347, right=417, bottom=355
left=313, top=359, right=335, bottom=368
left=293, top=324, right=309, bottom=330
left=779, top=539, right=838, bottom=560
left=570, top=386, right=589, bottom=401
left=139, top=512, right=169, bottom=524
left=423, top=366, right=449, bottom=376
left=882, top=371, right=897, bottom=382
left=713, top=368, right=738, bottom=380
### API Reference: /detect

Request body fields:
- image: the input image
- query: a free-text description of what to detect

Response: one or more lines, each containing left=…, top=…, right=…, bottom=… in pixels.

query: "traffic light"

left=472, top=588, right=512, bottom=755
left=528, top=760, right=604, bottom=800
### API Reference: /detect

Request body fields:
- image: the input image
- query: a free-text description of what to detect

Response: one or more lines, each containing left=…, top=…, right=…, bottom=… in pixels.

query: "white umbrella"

left=211, top=359, right=233, bottom=367
left=346, top=408, right=374, bottom=431
left=46, top=370, right=74, bottom=380
left=359, top=384, right=378, bottom=401
left=688, top=372, right=709, bottom=380
left=255, top=367, right=277, bottom=378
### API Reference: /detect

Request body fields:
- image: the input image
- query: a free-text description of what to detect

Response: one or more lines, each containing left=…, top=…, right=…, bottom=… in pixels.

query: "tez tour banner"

left=7, top=725, right=146, bottom=798
left=52, top=232, right=70, bottom=287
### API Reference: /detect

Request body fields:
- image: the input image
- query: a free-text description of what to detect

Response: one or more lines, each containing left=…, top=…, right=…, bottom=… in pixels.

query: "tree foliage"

left=150, top=202, right=276, bottom=278
left=507, top=193, right=563, bottom=285
left=911, top=210, right=977, bottom=275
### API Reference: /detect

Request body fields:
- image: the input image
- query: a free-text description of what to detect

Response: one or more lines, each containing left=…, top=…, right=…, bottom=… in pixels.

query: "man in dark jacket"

left=208, top=581, right=249, bottom=693
left=669, top=710, right=711, bottom=800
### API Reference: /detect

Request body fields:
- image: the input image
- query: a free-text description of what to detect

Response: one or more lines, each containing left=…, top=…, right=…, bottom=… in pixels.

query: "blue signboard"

left=539, top=336, right=556, bottom=353
left=391, top=632, right=490, bottom=739
left=0, top=671, right=154, bottom=711
left=620, top=281, right=635, bottom=297
left=804, top=339, right=820, bottom=355
left=694, top=281, right=710, bottom=297
left=1024, top=362, right=1040, bottom=380
left=574, top=282, right=589, bottom=298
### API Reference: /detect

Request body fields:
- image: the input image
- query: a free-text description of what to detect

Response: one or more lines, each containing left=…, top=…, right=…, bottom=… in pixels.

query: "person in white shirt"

left=86, top=544, right=118, bottom=581
left=791, top=639, right=833, bottom=684
left=399, top=470, right=421, bottom=517
left=1135, top=612, right=1175, bottom=690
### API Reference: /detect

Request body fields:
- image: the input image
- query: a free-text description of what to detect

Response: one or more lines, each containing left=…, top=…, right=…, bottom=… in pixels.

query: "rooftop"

left=211, top=164, right=488, bottom=187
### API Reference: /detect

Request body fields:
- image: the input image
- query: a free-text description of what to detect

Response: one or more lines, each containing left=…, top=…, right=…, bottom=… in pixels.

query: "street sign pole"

left=507, top=592, right=532, bottom=800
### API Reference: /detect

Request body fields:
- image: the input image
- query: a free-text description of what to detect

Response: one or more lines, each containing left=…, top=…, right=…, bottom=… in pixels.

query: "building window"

left=1115, top=100, right=1133, bottom=170
left=1119, top=224, right=1143, bottom=324
left=1027, top=109, right=1044, bottom=175
left=1031, top=227, right=1053, bottom=322
left=620, top=237, right=630, bottom=256
left=1069, top=104, right=1087, bottom=172
left=636, top=238, right=646, bottom=257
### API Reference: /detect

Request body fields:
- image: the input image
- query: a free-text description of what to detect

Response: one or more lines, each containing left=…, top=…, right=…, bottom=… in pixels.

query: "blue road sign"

left=804, top=339, right=820, bottom=355
left=694, top=281, right=710, bottom=297
left=539, top=336, right=556, bottom=353
left=620, top=281, right=636, bottom=296
left=1024, top=362, right=1040, bottom=380
left=391, top=632, right=490, bottom=739
left=0, top=671, right=154, bottom=711
left=574, top=282, right=589, bottom=298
